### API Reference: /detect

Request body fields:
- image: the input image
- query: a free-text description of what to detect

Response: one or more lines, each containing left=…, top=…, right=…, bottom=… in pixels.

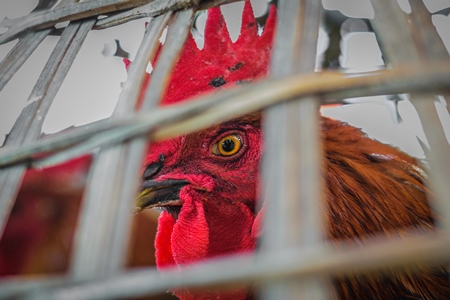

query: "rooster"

left=135, top=1, right=450, bottom=300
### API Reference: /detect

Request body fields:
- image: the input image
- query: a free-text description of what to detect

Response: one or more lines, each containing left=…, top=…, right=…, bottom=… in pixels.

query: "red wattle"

left=171, top=191, right=210, bottom=266
left=155, top=212, right=176, bottom=268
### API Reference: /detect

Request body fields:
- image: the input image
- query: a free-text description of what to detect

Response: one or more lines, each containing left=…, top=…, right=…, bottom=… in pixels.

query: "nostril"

left=143, top=162, right=163, bottom=180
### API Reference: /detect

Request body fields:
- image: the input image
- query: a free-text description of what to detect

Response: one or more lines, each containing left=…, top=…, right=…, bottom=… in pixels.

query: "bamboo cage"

left=0, top=0, right=449, bottom=299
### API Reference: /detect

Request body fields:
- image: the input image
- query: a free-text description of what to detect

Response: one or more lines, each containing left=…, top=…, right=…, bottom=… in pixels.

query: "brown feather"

left=322, top=116, right=450, bottom=299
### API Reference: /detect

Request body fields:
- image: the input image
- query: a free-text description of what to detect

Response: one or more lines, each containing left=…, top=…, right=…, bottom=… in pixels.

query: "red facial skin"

left=145, top=117, right=261, bottom=299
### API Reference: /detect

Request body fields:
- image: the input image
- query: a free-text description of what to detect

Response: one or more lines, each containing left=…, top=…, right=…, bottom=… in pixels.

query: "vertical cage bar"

left=408, top=0, right=449, bottom=60
left=0, top=19, right=94, bottom=238
left=369, top=0, right=450, bottom=232
left=260, top=0, right=330, bottom=299
left=70, top=12, right=171, bottom=279
left=408, top=0, right=450, bottom=115
left=71, top=9, right=194, bottom=279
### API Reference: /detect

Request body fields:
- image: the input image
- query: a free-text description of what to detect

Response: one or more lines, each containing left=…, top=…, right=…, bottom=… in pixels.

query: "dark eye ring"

left=212, top=134, right=242, bottom=157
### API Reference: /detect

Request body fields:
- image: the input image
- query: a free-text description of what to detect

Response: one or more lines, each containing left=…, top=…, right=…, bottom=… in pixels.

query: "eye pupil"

left=221, top=139, right=235, bottom=153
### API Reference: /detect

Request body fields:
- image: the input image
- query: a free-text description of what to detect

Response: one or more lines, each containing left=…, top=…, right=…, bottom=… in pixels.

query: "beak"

left=134, top=180, right=189, bottom=213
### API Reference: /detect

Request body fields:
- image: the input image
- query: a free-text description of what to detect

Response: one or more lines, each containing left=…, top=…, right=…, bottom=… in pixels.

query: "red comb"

left=128, top=0, right=276, bottom=108
left=163, top=1, right=276, bottom=105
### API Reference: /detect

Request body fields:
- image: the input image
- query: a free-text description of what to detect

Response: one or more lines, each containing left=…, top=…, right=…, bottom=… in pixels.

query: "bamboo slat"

left=0, top=0, right=156, bottom=44
left=0, top=65, right=449, bottom=169
left=0, top=19, right=95, bottom=238
left=0, top=29, right=51, bottom=92
left=260, top=0, right=330, bottom=299
left=19, top=230, right=450, bottom=300
left=370, top=0, right=450, bottom=232
left=71, top=9, right=194, bottom=279
left=70, top=12, right=172, bottom=279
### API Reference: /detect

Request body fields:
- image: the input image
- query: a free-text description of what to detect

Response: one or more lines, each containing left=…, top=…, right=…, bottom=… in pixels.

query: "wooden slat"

left=0, top=0, right=149, bottom=44
left=47, top=0, right=244, bottom=31
left=0, top=19, right=95, bottom=237
left=21, top=230, right=450, bottom=300
left=0, top=276, right=65, bottom=299
left=70, top=12, right=172, bottom=279
left=260, top=0, right=330, bottom=299
left=0, top=29, right=51, bottom=92
left=408, top=0, right=449, bottom=60
left=1, top=64, right=449, bottom=168
left=71, top=9, right=194, bottom=279
left=369, top=0, right=450, bottom=232
left=94, top=0, right=200, bottom=30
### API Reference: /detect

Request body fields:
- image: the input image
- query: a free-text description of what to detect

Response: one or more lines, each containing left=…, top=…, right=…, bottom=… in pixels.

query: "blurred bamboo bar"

left=12, top=230, right=450, bottom=300
left=70, top=10, right=176, bottom=279
left=0, top=19, right=95, bottom=237
left=261, top=0, right=330, bottom=299
left=370, top=0, right=450, bottom=231
left=0, top=64, right=449, bottom=168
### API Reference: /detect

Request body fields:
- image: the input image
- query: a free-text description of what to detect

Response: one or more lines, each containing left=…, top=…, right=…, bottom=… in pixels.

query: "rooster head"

left=134, top=2, right=275, bottom=299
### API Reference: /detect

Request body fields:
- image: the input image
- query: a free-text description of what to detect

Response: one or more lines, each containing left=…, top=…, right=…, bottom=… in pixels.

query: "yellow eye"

left=212, top=134, right=242, bottom=157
